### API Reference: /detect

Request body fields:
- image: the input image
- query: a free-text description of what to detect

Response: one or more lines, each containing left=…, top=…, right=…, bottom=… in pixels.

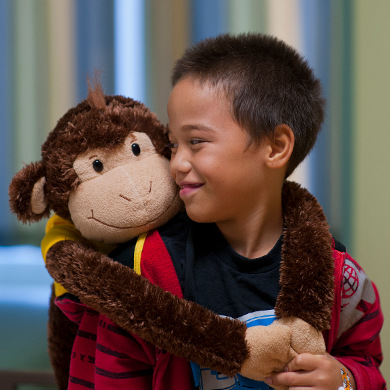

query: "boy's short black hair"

left=172, top=33, right=325, bottom=177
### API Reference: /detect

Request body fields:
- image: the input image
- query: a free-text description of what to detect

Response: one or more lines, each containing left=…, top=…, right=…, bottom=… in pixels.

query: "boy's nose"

left=170, top=148, right=191, bottom=175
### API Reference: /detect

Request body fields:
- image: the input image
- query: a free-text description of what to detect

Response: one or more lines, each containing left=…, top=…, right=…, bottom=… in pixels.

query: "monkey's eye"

left=92, top=159, right=104, bottom=173
left=132, top=143, right=141, bottom=156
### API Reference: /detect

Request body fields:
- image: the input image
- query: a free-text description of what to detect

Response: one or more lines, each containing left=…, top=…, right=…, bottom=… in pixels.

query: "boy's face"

left=167, top=76, right=270, bottom=225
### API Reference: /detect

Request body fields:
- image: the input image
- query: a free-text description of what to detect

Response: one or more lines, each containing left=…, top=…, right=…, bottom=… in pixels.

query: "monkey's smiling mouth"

left=87, top=191, right=179, bottom=229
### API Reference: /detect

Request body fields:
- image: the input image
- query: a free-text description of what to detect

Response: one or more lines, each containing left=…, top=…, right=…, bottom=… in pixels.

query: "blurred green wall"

left=353, top=0, right=390, bottom=380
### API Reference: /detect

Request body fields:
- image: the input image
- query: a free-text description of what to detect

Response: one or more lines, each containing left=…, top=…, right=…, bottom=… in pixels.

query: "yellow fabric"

left=134, top=233, right=147, bottom=275
left=41, top=214, right=116, bottom=297
left=42, top=215, right=82, bottom=261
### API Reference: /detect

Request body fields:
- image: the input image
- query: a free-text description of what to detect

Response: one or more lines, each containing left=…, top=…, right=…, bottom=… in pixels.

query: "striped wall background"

left=1, top=0, right=389, bottom=380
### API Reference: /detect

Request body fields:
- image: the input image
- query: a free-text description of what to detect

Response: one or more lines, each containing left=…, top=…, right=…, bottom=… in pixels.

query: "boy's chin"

left=185, top=208, right=213, bottom=224
left=185, top=212, right=227, bottom=226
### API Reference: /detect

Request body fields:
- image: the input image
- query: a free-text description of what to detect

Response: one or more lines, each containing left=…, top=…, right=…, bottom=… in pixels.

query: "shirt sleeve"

left=331, top=253, right=386, bottom=388
left=41, top=215, right=84, bottom=297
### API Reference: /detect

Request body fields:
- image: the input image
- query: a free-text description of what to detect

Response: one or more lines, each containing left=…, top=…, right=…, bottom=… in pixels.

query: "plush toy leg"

left=47, top=286, right=78, bottom=390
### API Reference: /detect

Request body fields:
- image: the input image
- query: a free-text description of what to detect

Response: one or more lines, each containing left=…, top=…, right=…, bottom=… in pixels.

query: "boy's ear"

left=265, top=124, right=294, bottom=170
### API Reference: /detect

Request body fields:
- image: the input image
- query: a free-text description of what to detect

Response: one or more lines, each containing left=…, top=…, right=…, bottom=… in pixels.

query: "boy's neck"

left=216, top=194, right=283, bottom=260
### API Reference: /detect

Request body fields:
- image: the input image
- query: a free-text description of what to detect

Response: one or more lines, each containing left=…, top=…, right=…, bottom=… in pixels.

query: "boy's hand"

left=265, top=353, right=356, bottom=389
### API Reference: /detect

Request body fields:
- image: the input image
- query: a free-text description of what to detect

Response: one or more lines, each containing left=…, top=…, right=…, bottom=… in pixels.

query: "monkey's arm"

left=46, top=240, right=325, bottom=385
left=46, top=239, right=248, bottom=376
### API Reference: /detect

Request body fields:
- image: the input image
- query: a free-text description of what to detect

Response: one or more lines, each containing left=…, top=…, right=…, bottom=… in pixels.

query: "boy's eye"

left=190, top=139, right=204, bottom=145
left=168, top=142, right=178, bottom=150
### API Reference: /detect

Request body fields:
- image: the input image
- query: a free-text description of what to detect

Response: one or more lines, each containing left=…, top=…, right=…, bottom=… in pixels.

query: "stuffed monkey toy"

left=9, top=81, right=332, bottom=390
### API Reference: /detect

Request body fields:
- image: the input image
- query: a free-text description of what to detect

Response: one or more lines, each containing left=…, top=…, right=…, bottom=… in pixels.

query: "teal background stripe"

left=328, top=0, right=354, bottom=249
left=228, top=0, right=268, bottom=34
left=11, top=0, right=51, bottom=244
left=0, top=0, right=13, bottom=243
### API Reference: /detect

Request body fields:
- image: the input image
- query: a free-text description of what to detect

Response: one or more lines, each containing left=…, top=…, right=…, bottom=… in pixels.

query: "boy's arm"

left=331, top=254, right=385, bottom=388
left=333, top=306, right=384, bottom=388
left=267, top=253, right=385, bottom=390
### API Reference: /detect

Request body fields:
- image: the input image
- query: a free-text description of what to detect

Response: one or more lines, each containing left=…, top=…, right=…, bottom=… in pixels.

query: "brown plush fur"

left=276, top=181, right=334, bottom=330
left=9, top=162, right=49, bottom=223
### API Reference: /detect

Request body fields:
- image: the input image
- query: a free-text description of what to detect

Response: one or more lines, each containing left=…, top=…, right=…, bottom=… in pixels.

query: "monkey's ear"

left=9, top=161, right=50, bottom=223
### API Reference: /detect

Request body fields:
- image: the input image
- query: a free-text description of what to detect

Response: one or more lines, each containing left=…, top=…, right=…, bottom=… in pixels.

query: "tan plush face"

left=68, top=132, right=182, bottom=244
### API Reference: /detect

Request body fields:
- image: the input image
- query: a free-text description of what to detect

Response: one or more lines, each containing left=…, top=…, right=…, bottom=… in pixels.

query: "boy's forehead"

left=170, top=76, right=227, bottom=100
left=168, top=77, right=231, bottom=117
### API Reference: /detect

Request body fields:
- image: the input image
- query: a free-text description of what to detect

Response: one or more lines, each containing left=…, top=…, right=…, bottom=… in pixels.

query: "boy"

left=44, top=33, right=385, bottom=389
left=163, top=33, right=384, bottom=388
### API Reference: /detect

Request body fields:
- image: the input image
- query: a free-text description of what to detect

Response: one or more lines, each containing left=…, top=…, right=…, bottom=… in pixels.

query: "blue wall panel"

left=190, top=0, right=229, bottom=43
left=75, top=0, right=115, bottom=100
left=301, top=0, right=332, bottom=214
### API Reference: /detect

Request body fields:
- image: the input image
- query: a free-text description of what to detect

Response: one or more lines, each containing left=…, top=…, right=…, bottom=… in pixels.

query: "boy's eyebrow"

left=168, top=124, right=216, bottom=134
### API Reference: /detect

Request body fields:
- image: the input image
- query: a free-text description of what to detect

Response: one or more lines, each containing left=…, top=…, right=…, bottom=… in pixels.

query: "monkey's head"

left=9, top=83, right=183, bottom=244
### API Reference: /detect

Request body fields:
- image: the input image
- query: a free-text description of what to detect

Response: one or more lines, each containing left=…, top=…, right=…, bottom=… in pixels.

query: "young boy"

left=163, top=33, right=385, bottom=388
left=44, top=33, right=385, bottom=389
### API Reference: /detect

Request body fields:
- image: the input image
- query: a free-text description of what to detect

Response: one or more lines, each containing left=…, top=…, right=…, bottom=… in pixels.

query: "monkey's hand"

left=240, top=317, right=325, bottom=389
left=45, top=240, right=249, bottom=376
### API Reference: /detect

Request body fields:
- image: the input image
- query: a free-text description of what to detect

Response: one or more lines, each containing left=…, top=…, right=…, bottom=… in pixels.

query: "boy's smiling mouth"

left=178, top=182, right=204, bottom=197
